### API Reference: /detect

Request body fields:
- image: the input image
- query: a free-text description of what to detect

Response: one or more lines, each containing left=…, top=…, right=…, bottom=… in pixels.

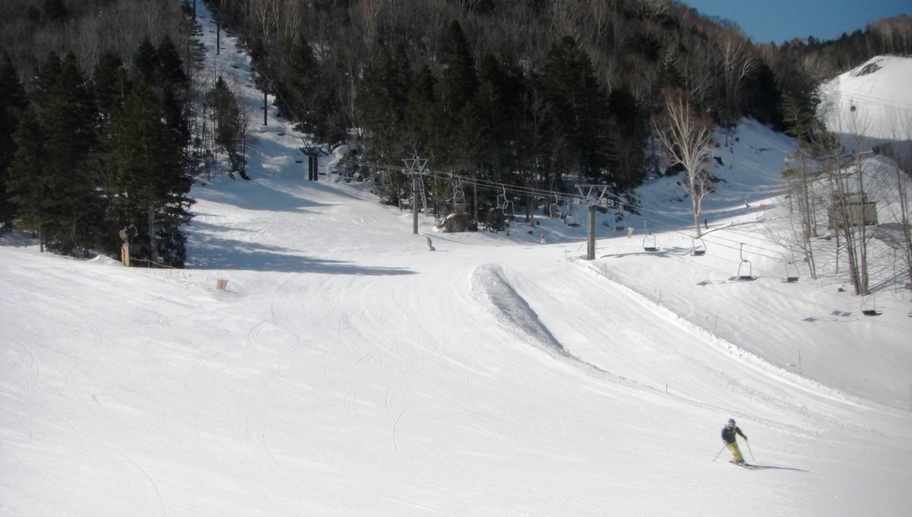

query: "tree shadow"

left=187, top=229, right=415, bottom=276
left=194, top=176, right=374, bottom=213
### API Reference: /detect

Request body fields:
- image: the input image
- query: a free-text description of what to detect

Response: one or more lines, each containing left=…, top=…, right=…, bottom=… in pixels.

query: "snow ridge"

left=472, top=263, right=568, bottom=358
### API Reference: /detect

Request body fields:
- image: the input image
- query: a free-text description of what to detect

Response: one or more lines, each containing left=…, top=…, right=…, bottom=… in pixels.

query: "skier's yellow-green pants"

left=726, top=442, right=744, bottom=462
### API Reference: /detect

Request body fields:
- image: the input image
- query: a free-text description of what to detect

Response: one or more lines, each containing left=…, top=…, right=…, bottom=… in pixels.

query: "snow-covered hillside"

left=820, top=55, right=912, bottom=148
left=2, top=4, right=911, bottom=516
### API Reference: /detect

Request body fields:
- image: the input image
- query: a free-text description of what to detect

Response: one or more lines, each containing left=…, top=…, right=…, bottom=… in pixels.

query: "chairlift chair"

left=642, top=220, right=658, bottom=251
left=294, top=150, right=304, bottom=163
left=861, top=294, right=882, bottom=316
left=549, top=201, right=561, bottom=218
left=784, top=261, right=800, bottom=283
left=452, top=179, right=466, bottom=215
left=643, top=234, right=659, bottom=252
left=692, top=237, right=706, bottom=256
left=497, top=185, right=514, bottom=217
left=737, top=243, right=755, bottom=280
left=453, top=180, right=466, bottom=205
left=549, top=195, right=562, bottom=219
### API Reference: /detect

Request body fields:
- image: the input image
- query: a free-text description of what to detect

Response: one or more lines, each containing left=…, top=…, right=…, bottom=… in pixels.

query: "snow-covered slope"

left=820, top=55, right=912, bottom=147
left=2, top=4, right=911, bottom=516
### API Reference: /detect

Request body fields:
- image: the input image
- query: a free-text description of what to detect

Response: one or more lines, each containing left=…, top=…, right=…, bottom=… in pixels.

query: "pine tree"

left=132, top=37, right=159, bottom=86
left=205, top=76, right=244, bottom=177
left=32, top=51, right=62, bottom=107
left=38, top=52, right=100, bottom=254
left=438, top=20, right=477, bottom=117
left=275, top=35, right=323, bottom=136
left=540, top=36, right=612, bottom=183
left=156, top=35, right=188, bottom=89
left=131, top=35, right=191, bottom=177
left=0, top=52, right=28, bottom=229
left=93, top=51, right=131, bottom=116
left=436, top=21, right=478, bottom=167
left=607, top=86, right=648, bottom=190
left=404, top=65, right=440, bottom=163
left=475, top=53, right=525, bottom=174
left=357, top=43, right=411, bottom=165
left=6, top=108, right=48, bottom=246
left=109, top=83, right=192, bottom=266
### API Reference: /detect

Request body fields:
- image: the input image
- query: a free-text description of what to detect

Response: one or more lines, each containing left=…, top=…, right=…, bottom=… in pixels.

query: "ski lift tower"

left=403, top=157, right=429, bottom=234
left=300, top=138, right=329, bottom=182
left=577, top=184, right=612, bottom=260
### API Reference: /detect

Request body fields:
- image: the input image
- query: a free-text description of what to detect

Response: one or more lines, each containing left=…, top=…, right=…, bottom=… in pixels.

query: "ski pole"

left=712, top=443, right=726, bottom=461
left=744, top=439, right=755, bottom=461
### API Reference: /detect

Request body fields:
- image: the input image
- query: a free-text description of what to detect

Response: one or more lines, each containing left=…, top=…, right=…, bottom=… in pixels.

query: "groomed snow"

left=2, top=4, right=911, bottom=516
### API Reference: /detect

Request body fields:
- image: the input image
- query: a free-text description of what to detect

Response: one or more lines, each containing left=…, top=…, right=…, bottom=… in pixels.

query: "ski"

left=729, top=461, right=758, bottom=470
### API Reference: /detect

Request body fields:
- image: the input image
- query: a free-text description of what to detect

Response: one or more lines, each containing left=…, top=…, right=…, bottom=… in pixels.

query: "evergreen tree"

left=109, top=83, right=193, bottom=266
left=275, top=35, right=326, bottom=137
left=453, top=94, right=488, bottom=172
left=540, top=36, right=612, bottom=184
left=0, top=52, right=28, bottom=229
left=518, top=71, right=559, bottom=188
left=376, top=65, right=440, bottom=206
left=204, top=76, right=245, bottom=177
left=131, top=36, right=190, bottom=177
left=156, top=35, right=188, bottom=89
left=38, top=52, right=100, bottom=254
left=436, top=20, right=478, bottom=167
left=132, top=37, right=159, bottom=86
left=607, top=86, right=648, bottom=190
left=93, top=51, right=131, bottom=116
left=357, top=43, right=411, bottom=164
left=742, top=62, right=784, bottom=131
left=404, top=65, right=440, bottom=163
left=474, top=53, right=525, bottom=174
left=32, top=51, right=62, bottom=106
left=6, top=108, right=48, bottom=244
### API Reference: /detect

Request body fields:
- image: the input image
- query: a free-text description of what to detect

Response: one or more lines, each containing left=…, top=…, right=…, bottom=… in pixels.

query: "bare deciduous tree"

left=653, top=88, right=716, bottom=238
left=783, top=148, right=826, bottom=279
left=719, top=31, right=758, bottom=126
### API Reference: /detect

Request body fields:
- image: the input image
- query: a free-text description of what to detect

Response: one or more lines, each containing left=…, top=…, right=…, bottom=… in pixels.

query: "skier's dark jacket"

left=721, top=425, right=746, bottom=444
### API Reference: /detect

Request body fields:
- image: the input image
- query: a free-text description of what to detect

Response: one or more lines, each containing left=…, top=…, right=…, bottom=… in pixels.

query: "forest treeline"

left=1, top=0, right=910, bottom=260
left=203, top=1, right=911, bottom=201
left=0, top=0, right=254, bottom=264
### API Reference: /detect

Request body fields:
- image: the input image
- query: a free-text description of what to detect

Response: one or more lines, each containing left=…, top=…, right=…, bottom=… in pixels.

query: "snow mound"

left=471, top=263, right=567, bottom=357
left=89, top=254, right=124, bottom=267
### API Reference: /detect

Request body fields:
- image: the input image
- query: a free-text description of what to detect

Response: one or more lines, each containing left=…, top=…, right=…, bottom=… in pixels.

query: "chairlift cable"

left=335, top=157, right=614, bottom=205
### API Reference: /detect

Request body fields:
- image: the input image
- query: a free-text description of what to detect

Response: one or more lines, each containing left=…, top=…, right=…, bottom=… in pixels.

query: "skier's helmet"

left=728, top=418, right=736, bottom=427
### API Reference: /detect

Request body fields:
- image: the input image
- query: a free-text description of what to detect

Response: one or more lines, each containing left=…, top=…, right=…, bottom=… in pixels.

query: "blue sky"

left=681, top=0, right=910, bottom=44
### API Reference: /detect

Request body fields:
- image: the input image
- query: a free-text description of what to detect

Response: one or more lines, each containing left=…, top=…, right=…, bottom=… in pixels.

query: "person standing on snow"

left=722, top=418, right=748, bottom=464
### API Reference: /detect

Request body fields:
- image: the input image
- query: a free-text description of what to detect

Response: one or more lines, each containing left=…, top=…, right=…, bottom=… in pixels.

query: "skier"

left=722, top=418, right=748, bottom=464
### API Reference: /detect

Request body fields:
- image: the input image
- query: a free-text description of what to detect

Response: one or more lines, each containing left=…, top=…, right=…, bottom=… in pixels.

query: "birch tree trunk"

left=652, top=88, right=715, bottom=238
